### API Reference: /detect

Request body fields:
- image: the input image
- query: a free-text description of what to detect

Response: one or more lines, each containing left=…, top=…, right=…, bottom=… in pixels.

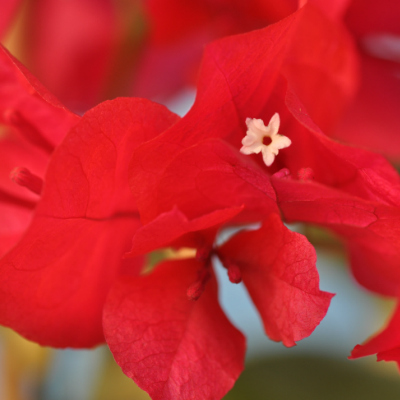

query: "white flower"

left=240, top=113, right=291, bottom=167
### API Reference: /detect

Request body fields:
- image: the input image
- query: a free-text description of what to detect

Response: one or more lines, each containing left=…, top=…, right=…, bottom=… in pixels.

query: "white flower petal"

left=240, top=142, right=263, bottom=155
left=261, top=148, right=276, bottom=167
left=268, top=113, right=280, bottom=136
left=272, top=134, right=291, bottom=150
left=242, top=135, right=256, bottom=146
left=241, top=114, right=290, bottom=167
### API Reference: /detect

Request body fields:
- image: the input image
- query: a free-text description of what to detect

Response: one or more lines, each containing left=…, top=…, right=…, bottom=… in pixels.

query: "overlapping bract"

left=128, top=4, right=400, bottom=385
left=0, top=44, right=80, bottom=257
left=1, top=2, right=400, bottom=400
left=0, top=97, right=178, bottom=347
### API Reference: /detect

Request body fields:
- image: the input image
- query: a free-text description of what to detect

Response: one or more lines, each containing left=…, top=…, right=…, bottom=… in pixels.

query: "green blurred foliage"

left=224, top=356, right=400, bottom=400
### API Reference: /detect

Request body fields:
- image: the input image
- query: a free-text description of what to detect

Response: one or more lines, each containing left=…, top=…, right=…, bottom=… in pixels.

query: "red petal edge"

left=104, top=258, right=246, bottom=400
left=219, top=213, right=334, bottom=347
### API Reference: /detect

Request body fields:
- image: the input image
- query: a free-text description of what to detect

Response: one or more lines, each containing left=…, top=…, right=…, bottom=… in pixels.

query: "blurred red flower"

left=0, top=44, right=79, bottom=256
left=332, top=0, right=400, bottom=161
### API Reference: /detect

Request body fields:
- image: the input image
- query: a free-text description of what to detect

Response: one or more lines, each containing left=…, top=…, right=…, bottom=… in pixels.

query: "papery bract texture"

left=150, top=139, right=279, bottom=223
left=0, top=98, right=179, bottom=347
left=127, top=205, right=244, bottom=257
left=104, top=258, right=245, bottom=400
left=273, top=87, right=400, bottom=296
left=130, top=2, right=400, bottom=341
left=130, top=5, right=358, bottom=223
left=218, top=213, right=333, bottom=347
left=272, top=174, right=400, bottom=296
left=283, top=86, right=400, bottom=206
left=127, top=133, right=333, bottom=352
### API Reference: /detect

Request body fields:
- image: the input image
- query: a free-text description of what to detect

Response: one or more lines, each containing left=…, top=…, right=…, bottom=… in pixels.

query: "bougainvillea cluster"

left=1, top=1, right=400, bottom=399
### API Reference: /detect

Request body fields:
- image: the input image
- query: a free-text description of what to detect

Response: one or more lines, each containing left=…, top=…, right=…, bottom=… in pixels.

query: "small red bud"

left=272, top=168, right=291, bottom=179
left=187, top=281, right=205, bottom=301
left=186, top=268, right=211, bottom=301
left=228, top=264, right=242, bottom=284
